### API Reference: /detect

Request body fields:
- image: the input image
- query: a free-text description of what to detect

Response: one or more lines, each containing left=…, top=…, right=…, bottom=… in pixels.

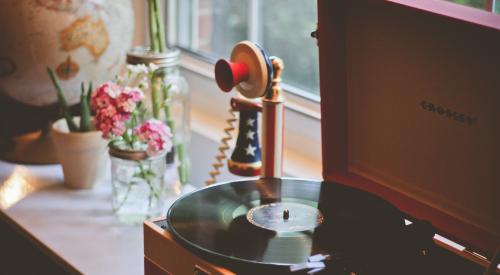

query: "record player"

left=144, top=0, right=500, bottom=274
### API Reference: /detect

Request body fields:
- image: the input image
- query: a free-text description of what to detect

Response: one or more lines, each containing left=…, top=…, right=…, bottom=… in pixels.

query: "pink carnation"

left=134, top=119, right=173, bottom=156
left=91, top=82, right=143, bottom=139
left=93, top=110, right=127, bottom=138
left=91, top=82, right=118, bottom=110
left=116, top=87, right=144, bottom=113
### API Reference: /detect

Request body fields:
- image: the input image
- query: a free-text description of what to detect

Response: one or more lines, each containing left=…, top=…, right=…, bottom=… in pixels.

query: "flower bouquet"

left=91, top=79, right=174, bottom=224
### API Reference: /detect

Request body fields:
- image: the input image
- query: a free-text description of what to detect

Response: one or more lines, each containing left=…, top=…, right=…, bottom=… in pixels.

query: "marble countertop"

left=0, top=161, right=159, bottom=275
left=0, top=132, right=245, bottom=275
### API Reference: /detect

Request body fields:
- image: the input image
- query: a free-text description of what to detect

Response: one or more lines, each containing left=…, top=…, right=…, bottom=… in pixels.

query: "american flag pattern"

left=228, top=109, right=262, bottom=176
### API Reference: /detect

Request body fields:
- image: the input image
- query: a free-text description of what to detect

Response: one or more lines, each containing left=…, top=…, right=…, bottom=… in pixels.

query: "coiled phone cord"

left=205, top=107, right=237, bottom=185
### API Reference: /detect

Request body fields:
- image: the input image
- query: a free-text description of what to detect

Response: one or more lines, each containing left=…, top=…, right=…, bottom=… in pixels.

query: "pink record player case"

left=317, top=0, right=499, bottom=262
left=143, top=1, right=499, bottom=274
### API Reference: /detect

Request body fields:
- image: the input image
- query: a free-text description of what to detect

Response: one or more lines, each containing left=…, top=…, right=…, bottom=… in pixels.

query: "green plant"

left=47, top=67, right=93, bottom=132
left=145, top=2, right=191, bottom=184
left=148, top=0, right=167, bottom=54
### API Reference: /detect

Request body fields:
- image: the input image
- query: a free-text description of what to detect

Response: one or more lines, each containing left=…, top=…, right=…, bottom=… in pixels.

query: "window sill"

left=191, top=108, right=322, bottom=180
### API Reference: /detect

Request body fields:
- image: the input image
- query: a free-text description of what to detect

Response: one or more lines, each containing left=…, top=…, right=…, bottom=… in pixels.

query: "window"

left=173, top=0, right=320, bottom=99
left=165, top=0, right=322, bottom=179
left=447, top=0, right=500, bottom=12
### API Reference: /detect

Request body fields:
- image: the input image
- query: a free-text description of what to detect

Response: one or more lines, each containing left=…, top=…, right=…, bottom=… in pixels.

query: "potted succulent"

left=47, top=68, right=108, bottom=189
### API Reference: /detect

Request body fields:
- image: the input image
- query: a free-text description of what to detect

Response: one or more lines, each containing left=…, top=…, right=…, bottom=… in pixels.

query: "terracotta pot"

left=52, top=118, right=108, bottom=189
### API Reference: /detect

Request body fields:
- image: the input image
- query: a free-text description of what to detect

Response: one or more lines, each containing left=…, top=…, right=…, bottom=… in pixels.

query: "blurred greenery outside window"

left=173, top=0, right=499, bottom=99
left=175, top=0, right=320, bottom=99
left=447, top=0, right=500, bottom=12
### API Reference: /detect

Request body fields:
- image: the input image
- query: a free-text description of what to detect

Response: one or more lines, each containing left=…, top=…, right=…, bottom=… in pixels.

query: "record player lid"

left=317, top=0, right=500, bottom=255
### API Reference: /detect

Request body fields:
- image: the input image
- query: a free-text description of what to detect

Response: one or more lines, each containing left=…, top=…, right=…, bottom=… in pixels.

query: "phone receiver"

left=215, top=41, right=273, bottom=98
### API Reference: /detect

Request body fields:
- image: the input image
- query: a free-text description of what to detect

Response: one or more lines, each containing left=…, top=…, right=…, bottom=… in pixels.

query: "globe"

left=0, top=0, right=134, bottom=106
left=0, top=0, right=134, bottom=163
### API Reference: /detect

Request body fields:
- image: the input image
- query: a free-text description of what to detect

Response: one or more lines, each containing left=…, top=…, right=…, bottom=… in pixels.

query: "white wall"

left=132, top=0, right=147, bottom=46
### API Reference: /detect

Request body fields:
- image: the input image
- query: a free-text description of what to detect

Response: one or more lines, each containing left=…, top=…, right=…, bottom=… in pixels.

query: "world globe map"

left=0, top=0, right=134, bottom=107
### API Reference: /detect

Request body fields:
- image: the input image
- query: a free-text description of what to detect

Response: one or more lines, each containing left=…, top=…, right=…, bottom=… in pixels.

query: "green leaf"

left=79, top=82, right=92, bottom=132
left=47, top=67, right=78, bottom=132
left=86, top=81, right=93, bottom=110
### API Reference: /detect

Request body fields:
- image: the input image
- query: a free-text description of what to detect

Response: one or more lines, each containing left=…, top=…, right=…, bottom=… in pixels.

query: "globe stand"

left=0, top=130, right=58, bottom=164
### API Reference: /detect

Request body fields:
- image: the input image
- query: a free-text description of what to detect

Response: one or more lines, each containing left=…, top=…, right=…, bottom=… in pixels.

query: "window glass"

left=177, top=0, right=248, bottom=57
left=446, top=0, right=500, bottom=14
left=175, top=0, right=320, bottom=97
left=261, top=0, right=319, bottom=95
left=447, top=0, right=486, bottom=9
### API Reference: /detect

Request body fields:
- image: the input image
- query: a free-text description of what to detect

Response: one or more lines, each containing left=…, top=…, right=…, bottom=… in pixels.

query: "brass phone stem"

left=261, top=57, right=285, bottom=178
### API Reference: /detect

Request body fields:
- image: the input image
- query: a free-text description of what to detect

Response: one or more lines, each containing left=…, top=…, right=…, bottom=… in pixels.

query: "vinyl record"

left=167, top=178, right=407, bottom=274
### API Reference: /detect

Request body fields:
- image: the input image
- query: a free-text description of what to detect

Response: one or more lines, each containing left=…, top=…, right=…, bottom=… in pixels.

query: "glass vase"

left=127, top=47, right=191, bottom=187
left=109, top=147, right=168, bottom=224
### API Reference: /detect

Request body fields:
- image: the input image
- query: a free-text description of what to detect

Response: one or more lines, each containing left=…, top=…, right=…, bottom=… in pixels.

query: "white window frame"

left=166, top=0, right=322, bottom=179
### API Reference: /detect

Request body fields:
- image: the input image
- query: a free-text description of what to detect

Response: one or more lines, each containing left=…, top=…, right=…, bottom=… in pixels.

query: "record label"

left=246, top=202, right=324, bottom=232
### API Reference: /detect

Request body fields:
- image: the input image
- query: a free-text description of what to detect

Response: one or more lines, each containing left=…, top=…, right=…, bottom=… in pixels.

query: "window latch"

left=310, top=24, right=319, bottom=46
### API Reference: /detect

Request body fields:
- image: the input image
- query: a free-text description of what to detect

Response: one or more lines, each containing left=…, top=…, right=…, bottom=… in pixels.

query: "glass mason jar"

left=127, top=47, right=191, bottom=187
left=109, top=146, right=168, bottom=224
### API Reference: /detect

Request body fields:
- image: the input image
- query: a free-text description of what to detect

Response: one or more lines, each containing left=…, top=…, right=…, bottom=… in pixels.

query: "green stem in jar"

left=175, top=143, right=190, bottom=185
left=162, top=83, right=189, bottom=185
left=113, top=161, right=158, bottom=214
left=122, top=129, right=134, bottom=149
left=148, top=0, right=159, bottom=53
left=152, top=0, right=167, bottom=53
left=113, top=180, right=133, bottom=213
left=151, top=74, right=162, bottom=119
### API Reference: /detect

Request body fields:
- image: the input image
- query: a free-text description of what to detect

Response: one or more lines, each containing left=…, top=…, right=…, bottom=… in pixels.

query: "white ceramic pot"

left=52, top=118, right=108, bottom=189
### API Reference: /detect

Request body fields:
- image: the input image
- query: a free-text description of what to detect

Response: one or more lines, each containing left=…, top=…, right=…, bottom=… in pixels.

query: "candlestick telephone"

left=206, top=41, right=285, bottom=185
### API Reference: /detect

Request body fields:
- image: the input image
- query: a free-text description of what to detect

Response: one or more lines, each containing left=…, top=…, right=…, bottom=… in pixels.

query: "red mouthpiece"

left=215, top=59, right=249, bottom=92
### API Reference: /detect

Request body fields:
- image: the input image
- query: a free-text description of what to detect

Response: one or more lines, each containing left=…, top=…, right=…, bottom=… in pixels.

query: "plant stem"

left=148, top=0, right=159, bottom=53
left=113, top=161, right=158, bottom=215
left=176, top=143, right=190, bottom=184
left=153, top=0, right=167, bottom=53
left=162, top=83, right=189, bottom=184
left=151, top=75, right=162, bottom=119
left=122, top=130, right=134, bottom=149
left=113, top=180, right=132, bottom=213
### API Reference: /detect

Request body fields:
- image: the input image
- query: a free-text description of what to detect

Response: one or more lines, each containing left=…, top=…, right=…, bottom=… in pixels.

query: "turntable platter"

left=167, top=178, right=406, bottom=273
